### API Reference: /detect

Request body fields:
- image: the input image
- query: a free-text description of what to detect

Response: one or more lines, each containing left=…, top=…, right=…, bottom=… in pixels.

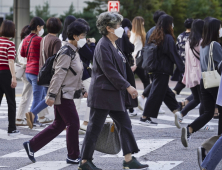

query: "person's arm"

left=46, top=53, right=71, bottom=102
left=97, top=44, right=131, bottom=90
left=123, top=34, right=134, bottom=54
left=20, top=40, right=26, bottom=58
left=7, top=44, right=17, bottom=88
left=78, top=42, right=95, bottom=61
left=168, top=36, right=185, bottom=73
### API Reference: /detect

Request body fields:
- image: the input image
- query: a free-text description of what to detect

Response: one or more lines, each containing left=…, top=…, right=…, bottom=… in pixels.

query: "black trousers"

left=81, top=108, right=140, bottom=160
left=0, top=70, right=16, bottom=132
left=173, top=80, right=186, bottom=95
left=189, top=79, right=222, bottom=135
left=143, top=73, right=179, bottom=118
left=134, top=67, right=150, bottom=89
left=186, top=95, right=194, bottom=102
left=181, top=85, right=204, bottom=117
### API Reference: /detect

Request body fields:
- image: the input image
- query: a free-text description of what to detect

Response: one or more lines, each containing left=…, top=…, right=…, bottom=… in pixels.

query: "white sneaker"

left=158, top=108, right=165, bottom=114
left=80, top=124, right=87, bottom=131
left=39, top=117, right=53, bottom=124
left=175, top=112, right=183, bottom=129
left=138, top=96, right=145, bottom=111
left=8, top=130, right=20, bottom=136
left=200, top=124, right=214, bottom=132
left=16, top=119, right=27, bottom=126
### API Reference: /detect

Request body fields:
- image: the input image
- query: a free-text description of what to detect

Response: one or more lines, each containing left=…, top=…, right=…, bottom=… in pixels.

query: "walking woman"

left=23, top=21, right=88, bottom=164
left=181, top=18, right=222, bottom=148
left=130, top=16, right=150, bottom=88
left=20, top=17, right=46, bottom=128
left=174, top=19, right=205, bottom=129
left=79, top=12, right=148, bottom=170
left=25, top=17, right=62, bottom=128
left=0, top=20, right=19, bottom=136
left=16, top=26, right=48, bottom=126
left=139, top=14, right=184, bottom=126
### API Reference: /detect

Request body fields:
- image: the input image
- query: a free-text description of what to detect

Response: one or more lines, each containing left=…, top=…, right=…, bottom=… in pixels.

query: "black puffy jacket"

left=148, top=34, right=184, bottom=75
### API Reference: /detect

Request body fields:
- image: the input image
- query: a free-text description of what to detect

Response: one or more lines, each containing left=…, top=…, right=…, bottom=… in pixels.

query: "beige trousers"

left=16, top=73, right=48, bottom=119
left=74, top=78, right=91, bottom=122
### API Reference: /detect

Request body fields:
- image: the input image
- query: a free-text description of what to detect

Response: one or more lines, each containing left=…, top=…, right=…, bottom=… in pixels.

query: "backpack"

left=37, top=45, right=76, bottom=86
left=141, top=42, right=159, bottom=71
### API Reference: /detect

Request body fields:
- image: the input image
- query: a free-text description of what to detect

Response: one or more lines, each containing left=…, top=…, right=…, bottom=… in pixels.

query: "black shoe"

left=197, top=147, right=206, bottom=169
left=181, top=126, right=192, bottom=147
left=123, top=156, right=149, bottom=169
left=66, top=157, right=81, bottom=164
left=23, top=141, right=36, bottom=163
left=139, top=117, right=158, bottom=126
left=78, top=160, right=102, bottom=170
left=8, top=130, right=20, bottom=136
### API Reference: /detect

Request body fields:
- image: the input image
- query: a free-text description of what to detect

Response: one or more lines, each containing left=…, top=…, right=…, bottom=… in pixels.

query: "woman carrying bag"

left=181, top=18, right=222, bottom=148
left=79, top=12, right=148, bottom=170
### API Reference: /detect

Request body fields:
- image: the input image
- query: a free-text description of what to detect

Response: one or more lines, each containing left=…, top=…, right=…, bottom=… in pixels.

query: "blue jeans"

left=202, top=136, right=222, bottom=170
left=32, top=87, right=48, bottom=122
left=26, top=73, right=43, bottom=123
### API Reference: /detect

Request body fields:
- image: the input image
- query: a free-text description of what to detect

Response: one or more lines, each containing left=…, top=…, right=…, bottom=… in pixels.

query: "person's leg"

left=134, top=67, right=150, bottom=89
left=27, top=74, right=43, bottom=123
left=81, top=108, right=109, bottom=160
left=142, top=84, right=152, bottom=98
left=82, top=78, right=91, bottom=124
left=201, top=136, right=222, bottom=170
left=29, top=105, right=66, bottom=152
left=143, top=74, right=169, bottom=118
left=38, top=87, right=49, bottom=119
left=189, top=80, right=216, bottom=133
left=109, top=110, right=140, bottom=157
left=181, top=86, right=200, bottom=117
left=163, top=87, right=179, bottom=113
left=17, top=74, right=32, bottom=120
left=218, top=105, right=222, bottom=135
left=2, top=71, right=16, bottom=132
left=173, top=80, right=186, bottom=95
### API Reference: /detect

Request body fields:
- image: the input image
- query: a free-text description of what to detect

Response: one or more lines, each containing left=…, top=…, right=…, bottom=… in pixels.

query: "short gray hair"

left=96, top=12, right=123, bottom=35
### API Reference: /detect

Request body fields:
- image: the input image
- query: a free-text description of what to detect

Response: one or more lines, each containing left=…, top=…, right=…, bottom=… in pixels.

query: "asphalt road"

left=0, top=80, right=221, bottom=170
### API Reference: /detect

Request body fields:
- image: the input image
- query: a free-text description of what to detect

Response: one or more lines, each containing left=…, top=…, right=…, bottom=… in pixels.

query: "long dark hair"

left=188, top=19, right=204, bottom=49
left=62, top=15, right=76, bottom=41
left=148, top=14, right=175, bottom=46
left=201, top=18, right=221, bottom=48
left=28, top=17, right=45, bottom=31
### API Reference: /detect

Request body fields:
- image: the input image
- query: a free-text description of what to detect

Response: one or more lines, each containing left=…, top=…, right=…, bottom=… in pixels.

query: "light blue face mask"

left=124, top=27, right=129, bottom=34
left=219, top=28, right=222, bottom=38
left=172, top=23, right=174, bottom=29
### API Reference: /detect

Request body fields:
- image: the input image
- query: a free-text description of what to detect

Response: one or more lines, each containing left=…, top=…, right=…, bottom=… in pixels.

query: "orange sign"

left=108, top=1, right=120, bottom=12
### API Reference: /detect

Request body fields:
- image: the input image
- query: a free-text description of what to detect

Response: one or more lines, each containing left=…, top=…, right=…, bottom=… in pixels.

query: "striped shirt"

left=0, top=37, right=16, bottom=71
left=20, top=33, right=42, bottom=75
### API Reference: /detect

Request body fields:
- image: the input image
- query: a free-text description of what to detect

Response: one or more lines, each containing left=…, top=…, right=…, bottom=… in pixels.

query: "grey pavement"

left=0, top=79, right=221, bottom=170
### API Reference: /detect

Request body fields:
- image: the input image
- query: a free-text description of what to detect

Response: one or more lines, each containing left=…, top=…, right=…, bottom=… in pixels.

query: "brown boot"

left=25, top=112, right=35, bottom=129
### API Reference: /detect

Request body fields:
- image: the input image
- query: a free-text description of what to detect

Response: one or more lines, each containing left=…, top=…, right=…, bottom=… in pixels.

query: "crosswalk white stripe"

left=158, top=115, right=218, bottom=126
left=141, top=161, right=183, bottom=170
left=0, top=129, right=32, bottom=140
left=101, top=139, right=174, bottom=158
left=17, top=161, right=71, bottom=170
left=2, top=138, right=84, bottom=158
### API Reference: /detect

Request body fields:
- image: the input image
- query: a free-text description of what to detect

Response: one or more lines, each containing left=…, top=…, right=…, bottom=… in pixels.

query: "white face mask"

left=219, top=28, right=222, bottom=38
left=113, top=27, right=124, bottom=38
left=172, top=23, right=174, bottom=29
left=77, top=38, right=87, bottom=48
left=38, top=28, right=44, bottom=37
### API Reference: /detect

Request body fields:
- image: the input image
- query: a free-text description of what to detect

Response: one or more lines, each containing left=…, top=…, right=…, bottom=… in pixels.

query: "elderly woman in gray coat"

left=78, top=12, right=149, bottom=170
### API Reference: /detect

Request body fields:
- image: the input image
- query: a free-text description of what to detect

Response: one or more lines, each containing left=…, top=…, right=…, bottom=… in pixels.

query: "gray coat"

left=87, top=36, right=138, bottom=111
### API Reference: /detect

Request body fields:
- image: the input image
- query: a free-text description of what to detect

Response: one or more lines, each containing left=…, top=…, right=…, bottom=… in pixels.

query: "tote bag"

left=202, top=41, right=221, bottom=89
left=95, top=122, right=121, bottom=154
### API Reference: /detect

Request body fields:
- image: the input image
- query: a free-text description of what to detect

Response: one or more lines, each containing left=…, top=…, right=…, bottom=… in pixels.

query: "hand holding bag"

left=95, top=122, right=121, bottom=154
left=202, top=41, right=221, bottom=89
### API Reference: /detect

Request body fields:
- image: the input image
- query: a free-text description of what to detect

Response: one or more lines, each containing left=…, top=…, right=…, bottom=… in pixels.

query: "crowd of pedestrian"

left=1, top=8, right=222, bottom=170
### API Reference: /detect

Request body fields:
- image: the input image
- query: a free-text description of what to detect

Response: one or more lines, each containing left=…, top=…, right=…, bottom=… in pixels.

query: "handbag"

left=15, top=34, right=37, bottom=79
left=95, top=122, right=121, bottom=154
left=14, top=62, right=25, bottom=79
left=135, top=50, right=143, bottom=68
left=202, top=41, right=221, bottom=89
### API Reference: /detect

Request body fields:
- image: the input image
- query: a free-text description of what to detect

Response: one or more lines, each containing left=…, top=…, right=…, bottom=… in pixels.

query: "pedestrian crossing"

left=0, top=96, right=220, bottom=169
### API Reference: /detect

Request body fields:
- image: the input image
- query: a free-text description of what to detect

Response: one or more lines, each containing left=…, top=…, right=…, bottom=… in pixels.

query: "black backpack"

left=141, top=42, right=159, bottom=71
left=37, top=45, right=76, bottom=86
